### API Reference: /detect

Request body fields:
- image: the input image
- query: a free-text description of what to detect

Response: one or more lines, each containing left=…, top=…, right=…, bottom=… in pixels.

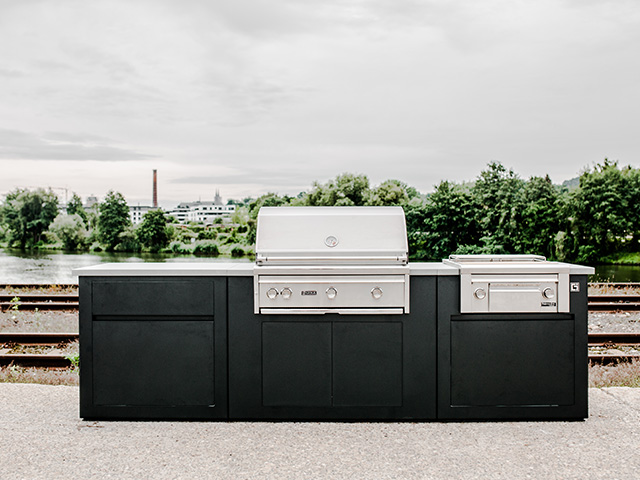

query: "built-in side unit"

left=437, top=275, right=588, bottom=420
left=79, top=277, right=228, bottom=419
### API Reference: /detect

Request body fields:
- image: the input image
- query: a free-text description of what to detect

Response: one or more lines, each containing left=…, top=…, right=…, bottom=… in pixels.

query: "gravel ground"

left=588, top=311, right=640, bottom=333
left=0, top=384, right=639, bottom=480
left=0, top=310, right=78, bottom=333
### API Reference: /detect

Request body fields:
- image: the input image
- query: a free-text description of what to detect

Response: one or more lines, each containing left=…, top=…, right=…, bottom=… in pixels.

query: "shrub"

left=231, top=246, right=245, bottom=257
left=169, top=241, right=190, bottom=254
left=197, top=230, right=217, bottom=240
left=193, top=241, right=219, bottom=256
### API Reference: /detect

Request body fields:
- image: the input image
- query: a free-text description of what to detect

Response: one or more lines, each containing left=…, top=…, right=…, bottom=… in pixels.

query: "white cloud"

left=0, top=0, right=638, bottom=203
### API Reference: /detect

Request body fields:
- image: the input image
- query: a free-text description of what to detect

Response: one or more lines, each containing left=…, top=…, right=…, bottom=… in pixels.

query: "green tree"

left=367, top=180, right=410, bottom=206
left=569, top=160, right=637, bottom=262
left=137, top=209, right=171, bottom=252
left=115, top=225, right=141, bottom=252
left=98, top=191, right=131, bottom=251
left=300, top=173, right=371, bottom=206
left=0, top=188, right=59, bottom=248
left=66, top=193, right=87, bottom=223
left=471, top=162, right=526, bottom=253
left=247, top=193, right=291, bottom=219
left=50, top=214, right=89, bottom=250
left=230, top=206, right=250, bottom=225
left=406, top=181, right=479, bottom=260
left=517, top=175, right=563, bottom=258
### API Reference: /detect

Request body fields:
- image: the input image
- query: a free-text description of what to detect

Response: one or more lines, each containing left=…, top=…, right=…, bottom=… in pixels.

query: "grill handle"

left=256, top=255, right=408, bottom=265
left=259, top=308, right=405, bottom=315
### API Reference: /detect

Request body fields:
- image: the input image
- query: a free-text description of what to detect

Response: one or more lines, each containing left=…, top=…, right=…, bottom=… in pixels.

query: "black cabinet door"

left=93, top=320, right=215, bottom=407
left=262, top=322, right=332, bottom=407
left=80, top=277, right=227, bottom=420
left=229, top=276, right=436, bottom=420
left=449, top=318, right=575, bottom=407
left=332, top=322, right=403, bottom=407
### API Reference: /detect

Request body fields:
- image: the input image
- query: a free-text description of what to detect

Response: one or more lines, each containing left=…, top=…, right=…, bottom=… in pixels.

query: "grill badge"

left=324, top=236, right=339, bottom=247
left=301, top=290, right=317, bottom=296
left=541, top=302, right=557, bottom=307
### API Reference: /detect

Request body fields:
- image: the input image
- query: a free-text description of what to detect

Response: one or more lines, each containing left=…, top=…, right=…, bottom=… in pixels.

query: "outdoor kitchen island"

left=74, top=203, right=593, bottom=422
left=74, top=260, right=592, bottom=422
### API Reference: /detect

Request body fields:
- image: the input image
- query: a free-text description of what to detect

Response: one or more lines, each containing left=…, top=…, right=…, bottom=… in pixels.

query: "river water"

left=1, top=249, right=638, bottom=284
left=0, top=249, right=252, bottom=284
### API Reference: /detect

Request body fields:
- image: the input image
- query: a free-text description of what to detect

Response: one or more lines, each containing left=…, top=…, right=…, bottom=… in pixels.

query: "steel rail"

left=0, top=332, right=78, bottom=345
left=0, top=331, right=637, bottom=367
left=0, top=284, right=77, bottom=289
left=1, top=282, right=639, bottom=289
left=0, top=294, right=78, bottom=302
left=589, top=282, right=640, bottom=288
left=2, top=353, right=636, bottom=368
left=2, top=331, right=633, bottom=346
left=588, top=332, right=640, bottom=346
left=0, top=354, right=71, bottom=368
left=0, top=302, right=79, bottom=310
left=588, top=354, right=640, bottom=365
left=0, top=332, right=78, bottom=368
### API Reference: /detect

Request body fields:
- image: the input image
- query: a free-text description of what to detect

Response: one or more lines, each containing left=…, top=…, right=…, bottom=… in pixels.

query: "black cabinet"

left=79, top=272, right=588, bottom=422
left=79, top=277, right=227, bottom=419
left=228, top=276, right=436, bottom=420
left=437, top=276, right=588, bottom=420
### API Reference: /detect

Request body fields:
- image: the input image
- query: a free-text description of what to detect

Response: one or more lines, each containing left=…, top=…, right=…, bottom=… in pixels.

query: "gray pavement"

left=1, top=384, right=639, bottom=480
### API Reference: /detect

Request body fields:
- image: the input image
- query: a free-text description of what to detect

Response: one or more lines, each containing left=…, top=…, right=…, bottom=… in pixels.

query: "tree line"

left=1, top=160, right=638, bottom=263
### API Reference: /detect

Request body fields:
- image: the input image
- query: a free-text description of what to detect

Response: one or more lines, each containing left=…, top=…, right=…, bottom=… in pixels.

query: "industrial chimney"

left=152, top=169, right=158, bottom=208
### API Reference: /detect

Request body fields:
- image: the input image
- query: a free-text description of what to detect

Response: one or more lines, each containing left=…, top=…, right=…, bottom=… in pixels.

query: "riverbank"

left=602, top=252, right=640, bottom=265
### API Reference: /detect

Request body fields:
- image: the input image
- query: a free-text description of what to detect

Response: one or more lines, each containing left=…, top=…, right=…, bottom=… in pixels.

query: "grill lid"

left=255, top=206, right=408, bottom=265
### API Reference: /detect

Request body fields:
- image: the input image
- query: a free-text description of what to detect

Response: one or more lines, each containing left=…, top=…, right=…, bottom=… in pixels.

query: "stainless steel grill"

left=253, top=206, right=410, bottom=314
left=443, top=254, right=571, bottom=313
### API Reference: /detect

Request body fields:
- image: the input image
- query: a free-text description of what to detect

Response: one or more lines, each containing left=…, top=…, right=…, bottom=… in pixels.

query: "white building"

left=167, top=190, right=236, bottom=225
left=129, top=205, right=154, bottom=225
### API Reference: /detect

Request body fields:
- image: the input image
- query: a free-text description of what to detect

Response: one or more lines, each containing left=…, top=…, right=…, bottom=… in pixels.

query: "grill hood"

left=255, top=206, right=408, bottom=266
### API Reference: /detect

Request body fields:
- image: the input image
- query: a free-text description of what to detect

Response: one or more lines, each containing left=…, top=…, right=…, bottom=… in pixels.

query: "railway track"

left=0, top=332, right=638, bottom=367
left=0, top=332, right=78, bottom=368
left=2, top=294, right=640, bottom=312
left=0, top=284, right=639, bottom=367
left=0, top=294, right=79, bottom=311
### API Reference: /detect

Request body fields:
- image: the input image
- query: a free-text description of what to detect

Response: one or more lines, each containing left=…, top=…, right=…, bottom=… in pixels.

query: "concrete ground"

left=0, top=385, right=639, bottom=480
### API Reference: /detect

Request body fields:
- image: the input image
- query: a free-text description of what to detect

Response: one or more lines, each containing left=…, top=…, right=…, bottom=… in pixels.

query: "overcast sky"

left=2, top=0, right=639, bottom=208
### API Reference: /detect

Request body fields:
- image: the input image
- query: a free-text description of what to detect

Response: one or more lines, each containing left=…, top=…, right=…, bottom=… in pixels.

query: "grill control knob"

left=281, top=287, right=293, bottom=299
left=371, top=287, right=383, bottom=299
left=543, top=287, right=555, bottom=299
left=474, top=288, right=486, bottom=300
left=326, top=287, right=337, bottom=300
left=266, top=288, right=279, bottom=300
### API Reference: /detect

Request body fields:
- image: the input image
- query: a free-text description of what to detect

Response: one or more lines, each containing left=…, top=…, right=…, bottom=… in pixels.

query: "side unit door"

left=79, top=277, right=227, bottom=420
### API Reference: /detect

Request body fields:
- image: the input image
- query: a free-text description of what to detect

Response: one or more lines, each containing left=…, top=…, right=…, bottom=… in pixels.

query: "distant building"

left=167, top=190, right=235, bottom=225
left=130, top=205, right=155, bottom=225
left=85, top=195, right=99, bottom=209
